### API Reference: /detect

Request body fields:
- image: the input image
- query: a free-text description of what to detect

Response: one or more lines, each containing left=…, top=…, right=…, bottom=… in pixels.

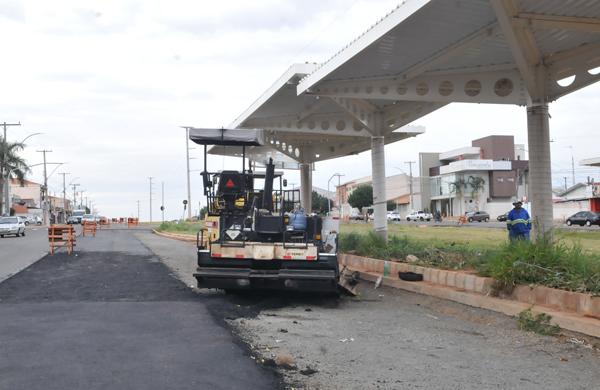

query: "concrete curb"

left=340, top=254, right=600, bottom=338
left=152, top=229, right=196, bottom=243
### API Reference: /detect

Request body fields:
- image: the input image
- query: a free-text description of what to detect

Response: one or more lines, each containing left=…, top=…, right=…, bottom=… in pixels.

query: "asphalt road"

left=0, top=228, right=280, bottom=390
left=0, top=226, right=49, bottom=282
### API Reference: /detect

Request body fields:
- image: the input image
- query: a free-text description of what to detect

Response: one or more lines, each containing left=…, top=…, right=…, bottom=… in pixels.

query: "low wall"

left=340, top=253, right=600, bottom=320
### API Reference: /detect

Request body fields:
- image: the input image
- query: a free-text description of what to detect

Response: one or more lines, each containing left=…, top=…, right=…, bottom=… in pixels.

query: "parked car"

left=66, top=216, right=79, bottom=224
left=71, top=209, right=86, bottom=224
left=406, top=211, right=433, bottom=221
left=0, top=216, right=26, bottom=237
left=566, top=211, right=600, bottom=227
left=387, top=212, right=401, bottom=221
left=496, top=212, right=509, bottom=222
left=349, top=208, right=364, bottom=220
left=17, top=216, right=29, bottom=226
left=82, top=214, right=96, bottom=224
left=466, top=211, right=490, bottom=222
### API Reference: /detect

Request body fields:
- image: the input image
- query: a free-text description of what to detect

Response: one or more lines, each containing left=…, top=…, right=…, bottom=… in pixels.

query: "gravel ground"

left=137, top=231, right=600, bottom=390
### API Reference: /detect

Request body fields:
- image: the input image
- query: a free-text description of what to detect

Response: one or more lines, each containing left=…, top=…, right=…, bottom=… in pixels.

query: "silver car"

left=0, top=216, right=26, bottom=237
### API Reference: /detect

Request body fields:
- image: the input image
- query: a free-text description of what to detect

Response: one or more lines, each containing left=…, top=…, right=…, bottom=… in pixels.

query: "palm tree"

left=467, top=175, right=486, bottom=200
left=449, top=176, right=467, bottom=216
left=0, top=137, right=30, bottom=215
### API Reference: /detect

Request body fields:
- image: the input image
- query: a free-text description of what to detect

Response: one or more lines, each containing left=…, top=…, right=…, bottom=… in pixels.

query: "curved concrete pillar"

left=371, top=136, right=387, bottom=240
left=527, top=104, right=553, bottom=235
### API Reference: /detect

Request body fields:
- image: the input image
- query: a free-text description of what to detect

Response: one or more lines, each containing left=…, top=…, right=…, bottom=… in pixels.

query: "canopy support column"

left=527, top=103, right=553, bottom=235
left=300, top=163, right=312, bottom=213
left=371, top=134, right=387, bottom=240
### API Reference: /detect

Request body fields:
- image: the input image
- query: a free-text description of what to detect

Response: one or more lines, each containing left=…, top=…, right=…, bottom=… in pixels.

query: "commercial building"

left=336, top=173, right=421, bottom=217
left=9, top=178, right=41, bottom=208
left=9, top=178, right=72, bottom=222
left=419, top=135, right=529, bottom=218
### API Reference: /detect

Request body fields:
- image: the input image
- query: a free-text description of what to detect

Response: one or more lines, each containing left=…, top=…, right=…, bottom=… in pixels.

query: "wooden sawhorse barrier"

left=82, top=221, right=97, bottom=237
left=127, top=218, right=139, bottom=228
left=48, top=225, right=76, bottom=255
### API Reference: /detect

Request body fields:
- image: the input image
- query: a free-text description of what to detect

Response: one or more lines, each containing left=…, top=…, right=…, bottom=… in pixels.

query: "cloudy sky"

left=2, top=0, right=599, bottom=220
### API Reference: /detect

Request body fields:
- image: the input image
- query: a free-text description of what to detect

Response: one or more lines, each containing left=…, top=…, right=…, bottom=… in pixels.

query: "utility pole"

left=148, top=177, right=154, bottom=222
left=36, top=149, right=52, bottom=225
left=564, top=177, right=568, bottom=191
left=71, top=183, right=80, bottom=209
left=1, top=121, right=21, bottom=215
left=567, top=145, right=576, bottom=186
left=161, top=181, right=165, bottom=223
left=184, top=127, right=192, bottom=220
left=80, top=190, right=85, bottom=211
left=405, top=161, right=416, bottom=211
left=58, top=172, right=70, bottom=223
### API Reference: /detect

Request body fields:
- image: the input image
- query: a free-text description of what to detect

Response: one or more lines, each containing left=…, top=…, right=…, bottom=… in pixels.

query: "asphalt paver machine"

left=190, top=128, right=339, bottom=293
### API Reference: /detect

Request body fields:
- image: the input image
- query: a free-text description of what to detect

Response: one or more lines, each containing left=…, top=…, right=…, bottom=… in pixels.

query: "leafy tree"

left=199, top=206, right=208, bottom=219
left=0, top=137, right=30, bottom=214
left=387, top=200, right=396, bottom=211
left=311, top=191, right=330, bottom=215
left=348, top=185, right=373, bottom=210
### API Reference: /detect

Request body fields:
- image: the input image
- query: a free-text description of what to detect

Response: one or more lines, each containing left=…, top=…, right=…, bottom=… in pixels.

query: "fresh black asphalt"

left=0, top=229, right=280, bottom=390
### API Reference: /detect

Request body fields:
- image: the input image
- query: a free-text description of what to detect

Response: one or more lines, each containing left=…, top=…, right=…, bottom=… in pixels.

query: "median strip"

left=340, top=253, right=600, bottom=338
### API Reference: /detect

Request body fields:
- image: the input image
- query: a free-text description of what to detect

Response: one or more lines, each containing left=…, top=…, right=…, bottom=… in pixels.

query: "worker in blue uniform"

left=507, top=200, right=531, bottom=241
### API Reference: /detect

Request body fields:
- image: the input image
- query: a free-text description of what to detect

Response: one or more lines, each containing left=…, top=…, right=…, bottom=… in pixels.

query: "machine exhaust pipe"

left=262, top=158, right=275, bottom=211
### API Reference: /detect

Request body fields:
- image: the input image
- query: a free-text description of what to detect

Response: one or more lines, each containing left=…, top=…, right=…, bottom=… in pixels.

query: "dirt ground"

left=137, top=231, right=600, bottom=390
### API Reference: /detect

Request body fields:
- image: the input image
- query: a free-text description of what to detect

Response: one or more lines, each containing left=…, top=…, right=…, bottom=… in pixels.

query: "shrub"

left=339, top=231, right=600, bottom=294
left=517, top=309, right=560, bottom=336
left=338, top=232, right=486, bottom=270
left=478, top=234, right=600, bottom=294
left=158, top=221, right=202, bottom=234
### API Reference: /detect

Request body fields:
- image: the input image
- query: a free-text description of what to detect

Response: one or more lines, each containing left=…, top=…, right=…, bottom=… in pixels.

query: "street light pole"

left=327, top=173, right=344, bottom=214
left=184, top=127, right=192, bottom=220
left=148, top=176, right=154, bottom=223
left=405, top=161, right=416, bottom=211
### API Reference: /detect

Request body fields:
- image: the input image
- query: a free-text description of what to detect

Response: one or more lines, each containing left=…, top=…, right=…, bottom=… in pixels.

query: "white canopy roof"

left=226, top=63, right=425, bottom=165
left=298, top=0, right=600, bottom=109
left=581, top=157, right=600, bottom=167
